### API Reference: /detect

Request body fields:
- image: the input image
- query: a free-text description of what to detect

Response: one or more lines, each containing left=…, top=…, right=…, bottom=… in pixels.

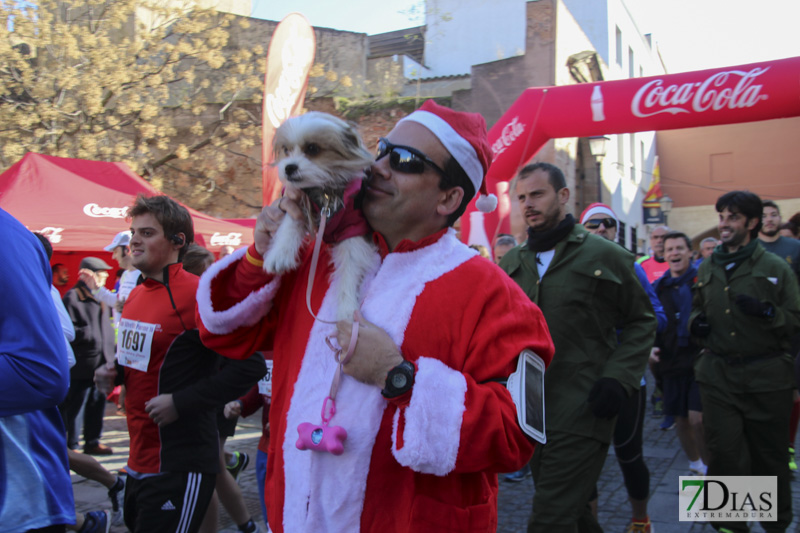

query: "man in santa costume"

left=196, top=100, right=555, bottom=533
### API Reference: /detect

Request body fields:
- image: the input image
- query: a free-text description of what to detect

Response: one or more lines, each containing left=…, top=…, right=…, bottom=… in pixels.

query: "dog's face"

left=272, top=112, right=372, bottom=192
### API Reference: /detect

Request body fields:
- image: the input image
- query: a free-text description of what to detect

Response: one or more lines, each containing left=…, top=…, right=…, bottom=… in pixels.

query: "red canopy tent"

left=0, top=153, right=253, bottom=293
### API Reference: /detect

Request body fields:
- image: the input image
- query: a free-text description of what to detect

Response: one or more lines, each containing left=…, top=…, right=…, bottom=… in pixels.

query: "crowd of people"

left=3, top=100, right=800, bottom=533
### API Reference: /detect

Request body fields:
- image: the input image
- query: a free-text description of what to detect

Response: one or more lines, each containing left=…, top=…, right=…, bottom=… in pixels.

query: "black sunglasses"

left=584, top=217, right=617, bottom=229
left=376, top=138, right=447, bottom=178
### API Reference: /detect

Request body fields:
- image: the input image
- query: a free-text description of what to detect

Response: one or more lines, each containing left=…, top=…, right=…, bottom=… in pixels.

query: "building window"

left=629, top=133, right=636, bottom=182
left=639, top=140, right=645, bottom=184
left=615, top=27, right=622, bottom=67
left=618, top=220, right=627, bottom=249
left=628, top=47, right=635, bottom=78
left=630, top=225, right=637, bottom=253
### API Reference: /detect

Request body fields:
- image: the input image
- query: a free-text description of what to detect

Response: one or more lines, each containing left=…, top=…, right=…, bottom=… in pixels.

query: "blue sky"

left=249, top=0, right=800, bottom=73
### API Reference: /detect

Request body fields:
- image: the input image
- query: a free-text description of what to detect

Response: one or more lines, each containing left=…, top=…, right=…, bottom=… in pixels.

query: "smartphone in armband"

left=506, top=349, right=546, bottom=444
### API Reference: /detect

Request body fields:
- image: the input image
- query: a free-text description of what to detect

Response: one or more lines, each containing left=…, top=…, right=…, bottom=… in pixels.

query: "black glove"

left=735, top=294, right=775, bottom=319
left=587, top=377, right=627, bottom=419
left=690, top=313, right=711, bottom=337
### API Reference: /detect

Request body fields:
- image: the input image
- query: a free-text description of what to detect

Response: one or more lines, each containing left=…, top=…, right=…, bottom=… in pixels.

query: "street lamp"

left=660, top=195, right=673, bottom=225
left=588, top=136, right=610, bottom=203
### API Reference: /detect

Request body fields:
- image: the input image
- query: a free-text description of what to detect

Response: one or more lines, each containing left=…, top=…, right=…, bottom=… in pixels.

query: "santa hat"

left=580, top=202, right=617, bottom=225
left=398, top=100, right=496, bottom=212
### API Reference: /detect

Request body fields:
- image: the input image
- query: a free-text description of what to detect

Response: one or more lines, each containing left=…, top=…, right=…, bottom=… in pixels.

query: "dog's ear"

left=342, top=121, right=373, bottom=165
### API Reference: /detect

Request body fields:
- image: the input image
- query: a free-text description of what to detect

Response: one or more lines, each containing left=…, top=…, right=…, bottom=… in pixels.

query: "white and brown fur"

left=264, top=111, right=377, bottom=320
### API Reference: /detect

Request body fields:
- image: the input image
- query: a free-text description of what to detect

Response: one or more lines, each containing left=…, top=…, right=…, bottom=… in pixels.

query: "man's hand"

left=649, top=347, right=661, bottom=364
left=690, top=314, right=711, bottom=337
left=587, top=377, right=627, bottom=419
left=735, top=294, right=775, bottom=319
left=115, top=297, right=126, bottom=314
left=224, top=400, right=243, bottom=420
left=254, top=185, right=305, bottom=257
left=145, top=394, right=178, bottom=427
left=94, top=360, right=117, bottom=395
left=336, top=311, right=404, bottom=388
left=79, top=268, right=100, bottom=291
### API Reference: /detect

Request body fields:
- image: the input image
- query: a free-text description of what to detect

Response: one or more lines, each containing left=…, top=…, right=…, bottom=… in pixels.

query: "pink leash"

left=302, top=201, right=360, bottom=422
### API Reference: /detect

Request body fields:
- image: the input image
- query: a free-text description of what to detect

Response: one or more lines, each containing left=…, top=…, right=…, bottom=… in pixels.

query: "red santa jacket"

left=197, top=230, right=554, bottom=533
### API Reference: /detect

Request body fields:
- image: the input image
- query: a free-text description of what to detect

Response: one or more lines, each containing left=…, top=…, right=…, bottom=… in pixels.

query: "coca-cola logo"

left=491, top=117, right=526, bottom=157
left=83, top=203, right=129, bottom=219
left=37, top=226, right=64, bottom=243
left=210, top=232, right=243, bottom=247
left=632, top=67, right=770, bottom=118
left=265, top=23, right=315, bottom=128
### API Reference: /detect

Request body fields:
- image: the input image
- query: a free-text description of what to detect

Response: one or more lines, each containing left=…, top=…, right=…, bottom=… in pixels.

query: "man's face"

left=584, top=213, right=617, bottom=241
left=650, top=227, right=668, bottom=257
left=700, top=240, right=717, bottom=259
left=129, top=213, right=180, bottom=277
left=111, top=245, right=132, bottom=269
left=515, top=170, right=566, bottom=233
left=664, top=237, right=692, bottom=277
left=53, top=266, right=69, bottom=286
left=718, top=208, right=757, bottom=250
left=363, top=121, right=458, bottom=249
left=760, top=206, right=781, bottom=238
left=494, top=243, right=514, bottom=264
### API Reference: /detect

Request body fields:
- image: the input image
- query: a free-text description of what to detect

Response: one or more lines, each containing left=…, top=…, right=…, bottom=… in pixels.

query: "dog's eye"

left=281, top=146, right=290, bottom=156
left=304, top=143, right=321, bottom=156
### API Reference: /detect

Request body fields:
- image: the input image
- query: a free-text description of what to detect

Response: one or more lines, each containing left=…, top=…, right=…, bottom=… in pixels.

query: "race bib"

left=258, top=359, right=273, bottom=398
left=117, top=318, right=156, bottom=372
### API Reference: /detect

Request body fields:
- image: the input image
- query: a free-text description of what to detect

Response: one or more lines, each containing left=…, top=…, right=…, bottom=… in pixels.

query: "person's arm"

left=197, top=193, right=306, bottom=359
left=635, top=262, right=666, bottom=333
left=337, top=265, right=555, bottom=475
left=79, top=269, right=117, bottom=307
left=171, top=349, right=267, bottom=416
left=602, top=260, right=658, bottom=395
left=0, top=224, right=69, bottom=416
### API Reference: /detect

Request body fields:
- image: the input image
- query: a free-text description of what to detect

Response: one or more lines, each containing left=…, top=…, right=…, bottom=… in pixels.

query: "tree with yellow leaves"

left=0, top=0, right=263, bottom=184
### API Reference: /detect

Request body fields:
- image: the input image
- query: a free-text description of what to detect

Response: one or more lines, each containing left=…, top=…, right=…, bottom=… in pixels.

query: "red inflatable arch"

left=460, top=56, right=800, bottom=246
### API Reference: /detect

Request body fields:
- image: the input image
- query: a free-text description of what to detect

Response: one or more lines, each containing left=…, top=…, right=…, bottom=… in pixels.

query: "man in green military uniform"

left=500, top=162, right=656, bottom=533
left=691, top=191, right=800, bottom=533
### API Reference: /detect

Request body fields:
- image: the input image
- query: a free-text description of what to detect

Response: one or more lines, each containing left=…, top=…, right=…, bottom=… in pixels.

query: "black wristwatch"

left=382, top=360, right=415, bottom=398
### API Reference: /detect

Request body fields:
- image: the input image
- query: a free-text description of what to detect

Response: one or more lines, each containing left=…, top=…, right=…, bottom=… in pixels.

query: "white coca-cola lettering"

left=210, top=232, right=243, bottom=247
left=491, top=117, right=526, bottom=157
left=83, top=203, right=129, bottom=219
left=632, top=67, right=770, bottom=118
left=37, top=227, right=64, bottom=243
left=265, top=24, right=314, bottom=128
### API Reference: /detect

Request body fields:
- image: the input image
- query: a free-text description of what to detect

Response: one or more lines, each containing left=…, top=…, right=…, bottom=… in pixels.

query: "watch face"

left=391, top=373, right=408, bottom=389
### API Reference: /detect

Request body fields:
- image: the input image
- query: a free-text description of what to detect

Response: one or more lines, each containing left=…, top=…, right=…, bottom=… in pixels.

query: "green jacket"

left=691, top=241, right=800, bottom=392
left=500, top=224, right=656, bottom=442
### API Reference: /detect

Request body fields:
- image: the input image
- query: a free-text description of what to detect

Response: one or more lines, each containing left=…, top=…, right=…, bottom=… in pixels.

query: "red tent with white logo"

left=0, top=153, right=253, bottom=293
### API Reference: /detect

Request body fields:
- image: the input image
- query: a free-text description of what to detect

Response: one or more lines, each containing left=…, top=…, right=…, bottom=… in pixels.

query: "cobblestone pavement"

left=73, top=373, right=800, bottom=532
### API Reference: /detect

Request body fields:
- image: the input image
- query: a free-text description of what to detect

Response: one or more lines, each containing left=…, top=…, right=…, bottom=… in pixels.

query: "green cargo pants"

left=528, top=431, right=608, bottom=533
left=700, top=383, right=793, bottom=533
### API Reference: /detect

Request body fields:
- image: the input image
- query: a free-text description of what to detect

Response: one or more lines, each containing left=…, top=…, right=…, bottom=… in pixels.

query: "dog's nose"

left=284, top=163, right=298, bottom=177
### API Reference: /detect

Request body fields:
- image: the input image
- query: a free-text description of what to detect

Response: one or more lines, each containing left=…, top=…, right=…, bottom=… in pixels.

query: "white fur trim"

left=196, top=247, right=281, bottom=335
left=281, top=229, right=476, bottom=531
left=580, top=205, right=617, bottom=224
left=476, top=193, right=498, bottom=213
left=399, top=110, right=484, bottom=196
left=391, top=357, right=467, bottom=475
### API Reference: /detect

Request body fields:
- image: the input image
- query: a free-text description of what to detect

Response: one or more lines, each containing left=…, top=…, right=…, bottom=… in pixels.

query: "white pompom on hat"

left=579, top=202, right=617, bottom=225
left=397, top=100, right=496, bottom=212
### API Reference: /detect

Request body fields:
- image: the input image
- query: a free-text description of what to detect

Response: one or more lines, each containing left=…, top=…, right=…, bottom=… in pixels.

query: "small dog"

left=264, top=111, right=377, bottom=320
